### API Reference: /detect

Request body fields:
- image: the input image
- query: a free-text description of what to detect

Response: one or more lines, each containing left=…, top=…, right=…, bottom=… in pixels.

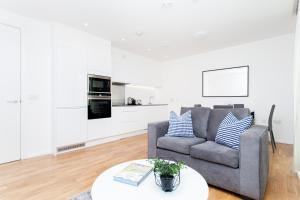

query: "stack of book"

left=113, top=163, right=153, bottom=186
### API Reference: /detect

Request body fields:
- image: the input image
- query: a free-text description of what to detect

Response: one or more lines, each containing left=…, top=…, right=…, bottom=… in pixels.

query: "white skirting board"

left=54, top=130, right=146, bottom=155
left=86, top=130, right=146, bottom=147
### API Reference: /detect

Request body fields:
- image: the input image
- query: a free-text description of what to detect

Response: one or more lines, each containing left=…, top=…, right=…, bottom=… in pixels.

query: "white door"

left=0, top=24, right=21, bottom=164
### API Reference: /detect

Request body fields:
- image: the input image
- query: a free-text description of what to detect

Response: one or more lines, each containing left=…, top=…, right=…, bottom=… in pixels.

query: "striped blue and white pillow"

left=215, top=112, right=253, bottom=150
left=219, top=112, right=238, bottom=126
left=166, top=110, right=194, bottom=137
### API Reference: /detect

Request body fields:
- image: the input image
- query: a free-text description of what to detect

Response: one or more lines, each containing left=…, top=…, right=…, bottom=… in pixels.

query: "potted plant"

left=150, top=158, right=185, bottom=192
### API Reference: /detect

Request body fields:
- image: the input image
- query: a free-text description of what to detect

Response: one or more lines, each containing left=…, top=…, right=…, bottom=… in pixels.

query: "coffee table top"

left=91, top=159, right=209, bottom=200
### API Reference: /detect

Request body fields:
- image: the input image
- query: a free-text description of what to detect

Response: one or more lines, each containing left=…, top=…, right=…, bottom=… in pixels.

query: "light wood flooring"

left=0, top=134, right=299, bottom=200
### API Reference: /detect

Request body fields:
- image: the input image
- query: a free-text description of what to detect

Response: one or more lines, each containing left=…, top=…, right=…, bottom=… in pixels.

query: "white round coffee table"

left=91, top=159, right=209, bottom=200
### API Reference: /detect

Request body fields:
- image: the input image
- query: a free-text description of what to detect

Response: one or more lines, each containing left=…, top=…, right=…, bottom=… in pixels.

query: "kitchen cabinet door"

left=111, top=107, right=141, bottom=136
left=87, top=118, right=112, bottom=140
left=55, top=107, right=87, bottom=147
left=112, top=106, right=168, bottom=136
left=53, top=25, right=87, bottom=108
left=87, top=35, right=111, bottom=76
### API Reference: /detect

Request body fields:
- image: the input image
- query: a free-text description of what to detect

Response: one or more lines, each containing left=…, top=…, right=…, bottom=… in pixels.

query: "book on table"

left=113, top=163, right=153, bottom=186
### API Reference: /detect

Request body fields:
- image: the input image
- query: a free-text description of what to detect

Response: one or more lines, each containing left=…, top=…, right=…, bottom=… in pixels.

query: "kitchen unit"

left=88, top=104, right=168, bottom=141
left=52, top=23, right=111, bottom=151
left=88, top=81, right=168, bottom=141
left=90, top=81, right=169, bottom=140
left=52, top=23, right=167, bottom=153
left=111, top=105, right=168, bottom=136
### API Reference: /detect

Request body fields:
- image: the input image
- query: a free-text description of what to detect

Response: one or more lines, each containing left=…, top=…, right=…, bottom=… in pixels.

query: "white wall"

left=293, top=7, right=300, bottom=173
left=159, top=34, right=295, bottom=144
left=0, top=9, right=53, bottom=158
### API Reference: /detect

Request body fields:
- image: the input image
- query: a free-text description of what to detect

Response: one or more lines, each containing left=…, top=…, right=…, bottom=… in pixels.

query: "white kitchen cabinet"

left=87, top=34, right=111, bottom=76
left=112, top=107, right=142, bottom=134
left=55, top=108, right=87, bottom=147
left=86, top=105, right=168, bottom=141
left=87, top=118, right=112, bottom=141
left=53, top=24, right=112, bottom=108
left=53, top=24, right=87, bottom=108
left=53, top=24, right=112, bottom=149
left=109, top=105, right=168, bottom=137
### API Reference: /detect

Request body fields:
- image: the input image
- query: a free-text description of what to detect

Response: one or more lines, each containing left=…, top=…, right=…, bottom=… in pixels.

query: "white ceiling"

left=0, top=0, right=297, bottom=61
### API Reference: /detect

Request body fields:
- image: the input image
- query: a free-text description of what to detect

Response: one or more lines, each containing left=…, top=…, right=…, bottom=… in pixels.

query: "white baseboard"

left=54, top=130, right=146, bottom=155
left=86, top=130, right=146, bottom=147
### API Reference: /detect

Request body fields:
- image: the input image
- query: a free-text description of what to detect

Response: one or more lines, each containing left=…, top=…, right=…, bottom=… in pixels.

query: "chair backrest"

left=233, top=104, right=244, bottom=108
left=194, top=104, right=202, bottom=107
left=213, top=105, right=233, bottom=109
left=268, top=105, right=275, bottom=131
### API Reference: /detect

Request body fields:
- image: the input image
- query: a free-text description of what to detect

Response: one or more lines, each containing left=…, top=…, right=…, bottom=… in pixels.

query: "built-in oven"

left=88, top=95, right=111, bottom=120
left=88, top=74, right=111, bottom=94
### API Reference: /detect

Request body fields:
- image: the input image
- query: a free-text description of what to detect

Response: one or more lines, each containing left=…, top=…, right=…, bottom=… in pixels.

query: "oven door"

left=88, top=96, right=111, bottom=120
left=88, top=75, right=111, bottom=94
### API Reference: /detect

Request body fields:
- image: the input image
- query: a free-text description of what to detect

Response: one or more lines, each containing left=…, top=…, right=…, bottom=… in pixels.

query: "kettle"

left=127, top=97, right=136, bottom=105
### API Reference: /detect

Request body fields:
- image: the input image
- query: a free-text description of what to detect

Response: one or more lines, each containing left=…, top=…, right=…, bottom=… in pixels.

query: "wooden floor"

left=0, top=134, right=299, bottom=200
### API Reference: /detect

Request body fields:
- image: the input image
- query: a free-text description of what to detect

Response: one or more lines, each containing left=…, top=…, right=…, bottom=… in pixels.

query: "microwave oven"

left=88, top=74, right=111, bottom=94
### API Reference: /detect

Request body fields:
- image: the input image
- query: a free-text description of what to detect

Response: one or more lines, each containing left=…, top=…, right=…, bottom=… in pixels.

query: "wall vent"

left=57, top=143, right=85, bottom=153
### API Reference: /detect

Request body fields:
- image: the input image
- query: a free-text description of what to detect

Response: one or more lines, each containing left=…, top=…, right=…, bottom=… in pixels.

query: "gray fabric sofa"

left=148, top=107, right=269, bottom=200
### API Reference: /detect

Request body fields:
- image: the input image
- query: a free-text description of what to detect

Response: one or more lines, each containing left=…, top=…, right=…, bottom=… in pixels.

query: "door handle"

left=6, top=100, right=19, bottom=104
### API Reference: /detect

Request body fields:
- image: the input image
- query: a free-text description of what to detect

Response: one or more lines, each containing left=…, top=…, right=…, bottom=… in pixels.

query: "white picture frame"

left=202, top=66, right=249, bottom=97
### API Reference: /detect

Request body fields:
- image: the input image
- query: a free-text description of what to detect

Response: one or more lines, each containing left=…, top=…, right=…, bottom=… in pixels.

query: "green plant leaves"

left=149, top=158, right=185, bottom=177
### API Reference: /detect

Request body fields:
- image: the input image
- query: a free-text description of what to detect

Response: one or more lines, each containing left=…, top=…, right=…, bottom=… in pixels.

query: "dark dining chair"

left=233, top=104, right=244, bottom=108
left=269, top=105, right=276, bottom=153
left=213, top=105, right=233, bottom=109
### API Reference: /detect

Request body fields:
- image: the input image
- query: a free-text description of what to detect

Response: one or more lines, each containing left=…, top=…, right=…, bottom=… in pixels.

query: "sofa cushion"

left=215, top=113, right=253, bottom=150
left=190, top=141, right=239, bottom=168
left=207, top=108, right=250, bottom=141
left=157, top=136, right=206, bottom=155
left=180, top=107, right=211, bottom=138
left=167, top=110, right=194, bottom=137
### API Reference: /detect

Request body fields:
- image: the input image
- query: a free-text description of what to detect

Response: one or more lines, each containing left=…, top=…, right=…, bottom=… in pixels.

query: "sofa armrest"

left=148, top=120, right=169, bottom=158
left=240, top=125, right=269, bottom=200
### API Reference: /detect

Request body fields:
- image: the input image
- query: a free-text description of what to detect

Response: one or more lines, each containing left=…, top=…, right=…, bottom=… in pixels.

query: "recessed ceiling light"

left=136, top=31, right=144, bottom=36
left=121, top=38, right=126, bottom=41
left=164, top=55, right=169, bottom=59
left=83, top=23, right=89, bottom=27
left=146, top=48, right=152, bottom=52
left=193, top=31, right=207, bottom=39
